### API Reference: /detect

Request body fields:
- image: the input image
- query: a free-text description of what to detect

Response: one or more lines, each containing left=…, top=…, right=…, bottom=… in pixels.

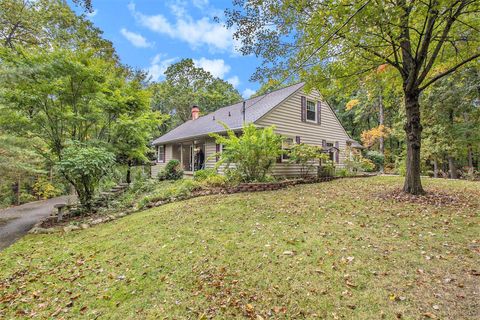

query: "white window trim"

left=306, top=99, right=317, bottom=123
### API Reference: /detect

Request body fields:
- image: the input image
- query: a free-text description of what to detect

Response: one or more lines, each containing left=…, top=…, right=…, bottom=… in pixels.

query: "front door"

left=193, top=143, right=205, bottom=171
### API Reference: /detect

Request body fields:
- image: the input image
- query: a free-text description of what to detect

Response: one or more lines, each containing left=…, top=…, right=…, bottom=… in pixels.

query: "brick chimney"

left=191, top=106, right=200, bottom=120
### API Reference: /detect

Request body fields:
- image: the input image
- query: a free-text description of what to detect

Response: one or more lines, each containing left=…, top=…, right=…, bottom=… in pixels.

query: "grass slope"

left=0, top=176, right=479, bottom=319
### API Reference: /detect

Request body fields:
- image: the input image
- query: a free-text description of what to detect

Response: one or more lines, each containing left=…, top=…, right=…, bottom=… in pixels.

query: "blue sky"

left=69, top=0, right=260, bottom=98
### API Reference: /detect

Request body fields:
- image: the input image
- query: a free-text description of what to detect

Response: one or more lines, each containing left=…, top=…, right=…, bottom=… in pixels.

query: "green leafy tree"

left=422, top=66, right=480, bottom=178
left=226, top=0, right=480, bottom=194
left=110, top=79, right=164, bottom=183
left=0, top=133, right=45, bottom=205
left=0, top=0, right=114, bottom=58
left=210, top=123, right=283, bottom=182
left=57, top=144, right=115, bottom=210
left=289, top=143, right=330, bottom=178
left=150, top=59, right=242, bottom=131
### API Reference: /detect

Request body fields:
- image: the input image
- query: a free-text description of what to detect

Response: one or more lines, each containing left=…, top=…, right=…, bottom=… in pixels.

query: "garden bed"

left=30, top=174, right=374, bottom=234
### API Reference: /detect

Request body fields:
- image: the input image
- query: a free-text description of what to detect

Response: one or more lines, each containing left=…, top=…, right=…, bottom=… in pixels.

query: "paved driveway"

left=0, top=196, right=76, bottom=251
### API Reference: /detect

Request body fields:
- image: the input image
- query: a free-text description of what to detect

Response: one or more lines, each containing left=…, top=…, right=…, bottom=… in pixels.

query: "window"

left=158, top=145, right=165, bottom=163
left=325, top=142, right=334, bottom=161
left=282, top=137, right=294, bottom=161
left=306, top=100, right=316, bottom=122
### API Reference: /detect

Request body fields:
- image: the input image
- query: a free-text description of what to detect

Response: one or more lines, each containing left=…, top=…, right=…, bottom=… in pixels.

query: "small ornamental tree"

left=289, top=143, right=329, bottom=178
left=210, top=123, right=283, bottom=182
left=57, top=145, right=115, bottom=211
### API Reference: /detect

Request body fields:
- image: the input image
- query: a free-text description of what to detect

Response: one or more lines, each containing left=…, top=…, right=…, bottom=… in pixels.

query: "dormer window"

left=306, top=100, right=316, bottom=122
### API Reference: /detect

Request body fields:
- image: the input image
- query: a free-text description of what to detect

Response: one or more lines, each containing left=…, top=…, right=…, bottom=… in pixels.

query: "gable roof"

left=152, top=82, right=305, bottom=145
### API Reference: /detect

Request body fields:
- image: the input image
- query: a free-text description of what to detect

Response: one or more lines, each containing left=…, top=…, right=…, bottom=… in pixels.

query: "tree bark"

left=448, top=156, right=457, bottom=179
left=126, top=162, right=132, bottom=184
left=403, top=91, right=424, bottom=194
left=433, top=158, right=438, bottom=178
left=378, top=93, right=385, bottom=173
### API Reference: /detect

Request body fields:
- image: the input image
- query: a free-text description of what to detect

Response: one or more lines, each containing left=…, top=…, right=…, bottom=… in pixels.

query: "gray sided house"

left=151, top=83, right=361, bottom=177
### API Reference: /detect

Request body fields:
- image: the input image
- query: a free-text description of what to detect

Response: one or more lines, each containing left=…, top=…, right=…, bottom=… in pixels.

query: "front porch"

left=170, top=139, right=207, bottom=174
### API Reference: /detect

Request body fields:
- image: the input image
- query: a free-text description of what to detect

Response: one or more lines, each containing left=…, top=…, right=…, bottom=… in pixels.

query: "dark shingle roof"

left=152, top=82, right=305, bottom=145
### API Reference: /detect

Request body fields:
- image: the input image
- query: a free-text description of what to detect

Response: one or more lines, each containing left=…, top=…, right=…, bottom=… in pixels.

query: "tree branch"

left=419, top=52, right=480, bottom=91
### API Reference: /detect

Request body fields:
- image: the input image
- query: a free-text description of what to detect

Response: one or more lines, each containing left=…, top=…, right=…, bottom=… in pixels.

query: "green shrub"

left=345, top=149, right=375, bottom=174
left=138, top=180, right=202, bottom=208
left=32, top=178, right=62, bottom=199
left=365, top=151, right=384, bottom=171
left=224, top=168, right=243, bottom=184
left=19, top=192, right=36, bottom=204
left=193, top=168, right=217, bottom=181
left=210, top=123, right=283, bottom=182
left=56, top=144, right=115, bottom=211
left=289, top=144, right=329, bottom=178
left=201, top=175, right=228, bottom=187
left=158, top=160, right=184, bottom=181
left=336, top=168, right=349, bottom=177
left=395, top=157, right=407, bottom=176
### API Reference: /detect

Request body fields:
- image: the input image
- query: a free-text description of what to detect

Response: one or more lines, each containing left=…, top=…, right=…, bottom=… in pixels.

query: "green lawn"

left=1, top=176, right=479, bottom=319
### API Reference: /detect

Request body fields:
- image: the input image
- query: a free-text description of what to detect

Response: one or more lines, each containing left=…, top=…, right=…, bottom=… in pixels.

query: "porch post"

left=180, top=143, right=183, bottom=170
left=191, top=142, right=195, bottom=172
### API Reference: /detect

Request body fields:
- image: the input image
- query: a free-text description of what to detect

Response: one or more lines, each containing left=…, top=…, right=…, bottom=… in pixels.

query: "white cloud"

left=193, top=58, right=230, bottom=78
left=147, top=54, right=177, bottom=81
left=86, top=9, right=98, bottom=18
left=242, top=88, right=256, bottom=99
left=192, top=0, right=209, bottom=9
left=128, top=2, right=235, bottom=53
left=227, top=76, right=240, bottom=88
left=120, top=28, right=154, bottom=48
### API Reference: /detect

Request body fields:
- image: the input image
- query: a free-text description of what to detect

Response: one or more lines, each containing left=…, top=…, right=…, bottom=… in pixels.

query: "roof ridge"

left=194, top=82, right=305, bottom=120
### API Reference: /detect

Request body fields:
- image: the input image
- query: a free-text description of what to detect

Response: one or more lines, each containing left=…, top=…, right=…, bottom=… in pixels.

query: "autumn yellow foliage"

left=345, top=99, right=360, bottom=111
left=361, top=125, right=390, bottom=148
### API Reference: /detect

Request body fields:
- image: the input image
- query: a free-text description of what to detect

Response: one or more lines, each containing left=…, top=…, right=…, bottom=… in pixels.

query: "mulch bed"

left=377, top=188, right=478, bottom=208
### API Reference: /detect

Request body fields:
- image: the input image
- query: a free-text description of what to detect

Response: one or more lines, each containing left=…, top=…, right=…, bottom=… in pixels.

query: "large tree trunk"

left=433, top=158, right=439, bottom=178
left=403, top=92, right=424, bottom=194
left=448, top=156, right=457, bottom=179
left=378, top=94, right=385, bottom=173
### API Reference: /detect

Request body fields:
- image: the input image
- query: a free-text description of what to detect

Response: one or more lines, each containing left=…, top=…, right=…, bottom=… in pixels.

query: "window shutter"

left=215, top=144, right=220, bottom=162
left=322, top=139, right=327, bottom=148
left=295, top=136, right=301, bottom=144
left=163, top=144, right=166, bottom=163
left=334, top=141, right=339, bottom=163
left=317, top=101, right=322, bottom=125
left=301, top=96, right=306, bottom=122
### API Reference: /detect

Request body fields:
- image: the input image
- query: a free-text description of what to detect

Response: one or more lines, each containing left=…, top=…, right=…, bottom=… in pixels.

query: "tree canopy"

left=226, top=0, right=480, bottom=194
left=150, top=58, right=242, bottom=132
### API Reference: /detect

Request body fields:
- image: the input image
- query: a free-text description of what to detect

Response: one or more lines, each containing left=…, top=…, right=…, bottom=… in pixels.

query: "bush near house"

left=210, top=123, right=283, bottom=183
left=345, top=148, right=376, bottom=173
left=288, top=143, right=331, bottom=178
left=158, top=160, right=184, bottom=181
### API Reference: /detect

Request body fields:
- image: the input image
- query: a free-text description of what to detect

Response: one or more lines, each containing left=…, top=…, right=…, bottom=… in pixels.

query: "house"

left=151, top=82, right=361, bottom=177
